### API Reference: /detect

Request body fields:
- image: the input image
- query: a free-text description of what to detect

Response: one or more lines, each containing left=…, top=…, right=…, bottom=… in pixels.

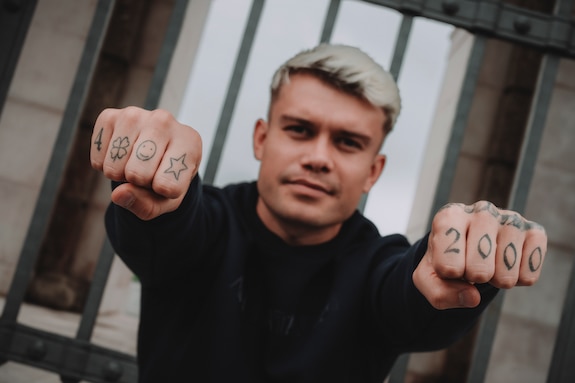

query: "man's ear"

left=362, top=154, right=386, bottom=193
left=253, top=118, right=268, bottom=161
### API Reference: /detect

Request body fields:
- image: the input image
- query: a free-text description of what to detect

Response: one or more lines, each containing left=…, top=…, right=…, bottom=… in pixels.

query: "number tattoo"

left=94, top=127, right=104, bottom=151
left=136, top=140, right=157, bottom=161
left=528, top=247, right=543, bottom=272
left=110, top=136, right=130, bottom=161
left=164, top=154, right=188, bottom=180
left=444, top=227, right=461, bottom=254
left=503, top=243, right=517, bottom=270
left=478, top=234, right=492, bottom=259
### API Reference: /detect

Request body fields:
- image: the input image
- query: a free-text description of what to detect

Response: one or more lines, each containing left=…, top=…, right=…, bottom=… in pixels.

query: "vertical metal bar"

left=506, top=56, right=560, bottom=213
left=547, top=260, right=575, bottom=383
left=144, top=0, right=189, bottom=110
left=319, top=0, right=341, bottom=43
left=427, top=36, right=487, bottom=221
left=203, top=0, right=265, bottom=185
left=388, top=15, right=413, bottom=81
left=0, top=0, right=115, bottom=324
left=59, top=241, right=116, bottom=383
left=358, top=14, right=413, bottom=214
left=75, top=239, right=116, bottom=341
left=0, top=0, right=38, bottom=119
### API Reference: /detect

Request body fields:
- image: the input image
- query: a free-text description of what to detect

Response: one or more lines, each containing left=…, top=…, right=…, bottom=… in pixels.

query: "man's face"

left=253, top=73, right=387, bottom=245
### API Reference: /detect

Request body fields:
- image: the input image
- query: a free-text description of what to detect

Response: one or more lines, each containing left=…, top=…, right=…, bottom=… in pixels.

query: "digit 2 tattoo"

left=164, top=154, right=188, bottom=180
left=110, top=136, right=130, bottom=161
left=444, top=227, right=461, bottom=254
left=94, top=127, right=104, bottom=151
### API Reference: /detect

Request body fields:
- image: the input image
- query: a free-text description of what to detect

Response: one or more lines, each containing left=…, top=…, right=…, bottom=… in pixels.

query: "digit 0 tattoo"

left=444, top=227, right=461, bottom=254
left=503, top=243, right=517, bottom=270
left=528, top=247, right=543, bottom=272
left=478, top=234, right=492, bottom=259
left=164, top=154, right=188, bottom=180
left=94, top=127, right=103, bottom=151
left=110, top=136, right=130, bottom=161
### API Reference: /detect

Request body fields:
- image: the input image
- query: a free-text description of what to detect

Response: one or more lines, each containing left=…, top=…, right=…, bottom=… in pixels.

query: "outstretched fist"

left=90, top=107, right=202, bottom=220
left=413, top=201, right=547, bottom=310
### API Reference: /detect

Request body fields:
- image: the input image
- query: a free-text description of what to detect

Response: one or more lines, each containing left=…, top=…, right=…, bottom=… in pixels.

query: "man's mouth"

left=287, top=178, right=334, bottom=195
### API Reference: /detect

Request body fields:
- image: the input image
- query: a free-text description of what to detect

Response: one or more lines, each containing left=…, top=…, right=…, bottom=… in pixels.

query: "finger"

left=491, top=210, right=525, bottom=289
left=464, top=201, right=498, bottom=284
left=102, top=107, right=143, bottom=181
left=152, top=126, right=202, bottom=199
left=111, top=183, right=184, bottom=221
left=124, top=131, right=169, bottom=190
left=91, top=108, right=117, bottom=171
left=413, top=251, right=481, bottom=310
left=429, top=203, right=467, bottom=280
left=517, top=222, right=547, bottom=286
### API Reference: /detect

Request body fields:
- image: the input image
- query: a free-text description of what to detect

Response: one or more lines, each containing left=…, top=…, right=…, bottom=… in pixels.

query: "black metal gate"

left=1, top=0, right=574, bottom=382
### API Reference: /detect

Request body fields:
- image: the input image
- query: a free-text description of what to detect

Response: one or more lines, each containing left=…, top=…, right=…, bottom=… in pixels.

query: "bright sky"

left=178, top=0, right=453, bottom=236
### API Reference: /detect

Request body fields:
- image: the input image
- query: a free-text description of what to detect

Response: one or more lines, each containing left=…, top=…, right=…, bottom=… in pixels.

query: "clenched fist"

left=90, top=107, right=202, bottom=220
left=413, top=201, right=547, bottom=310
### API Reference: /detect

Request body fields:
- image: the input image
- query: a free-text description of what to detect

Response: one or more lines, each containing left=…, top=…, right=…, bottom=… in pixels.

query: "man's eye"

left=286, top=125, right=309, bottom=135
left=338, top=137, right=361, bottom=149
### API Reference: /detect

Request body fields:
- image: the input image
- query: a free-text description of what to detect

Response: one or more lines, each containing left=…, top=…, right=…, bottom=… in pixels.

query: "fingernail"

left=116, top=192, right=135, bottom=209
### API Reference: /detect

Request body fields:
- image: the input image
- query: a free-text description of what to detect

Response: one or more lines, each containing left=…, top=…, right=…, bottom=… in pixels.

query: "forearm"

left=371, top=234, right=499, bottom=352
left=105, top=176, right=205, bottom=285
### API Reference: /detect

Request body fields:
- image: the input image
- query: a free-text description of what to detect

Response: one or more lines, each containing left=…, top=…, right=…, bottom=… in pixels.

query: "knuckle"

left=95, top=107, right=117, bottom=125
left=91, top=157, right=104, bottom=171
left=121, top=106, right=145, bottom=126
left=491, top=276, right=517, bottom=289
left=518, top=275, right=538, bottom=286
left=124, top=166, right=151, bottom=187
left=465, top=267, right=493, bottom=284
left=103, top=163, right=125, bottom=181
left=149, top=109, right=175, bottom=127
left=435, top=263, right=463, bottom=279
left=152, top=178, right=181, bottom=199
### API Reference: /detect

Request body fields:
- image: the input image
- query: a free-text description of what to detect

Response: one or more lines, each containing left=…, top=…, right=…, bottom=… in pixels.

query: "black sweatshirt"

left=106, top=177, right=498, bottom=383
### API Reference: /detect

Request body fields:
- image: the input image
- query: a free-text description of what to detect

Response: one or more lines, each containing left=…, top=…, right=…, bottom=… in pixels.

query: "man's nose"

left=301, top=137, right=333, bottom=173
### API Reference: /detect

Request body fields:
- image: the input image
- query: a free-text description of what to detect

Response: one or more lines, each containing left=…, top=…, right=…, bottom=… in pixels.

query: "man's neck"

left=255, top=199, right=342, bottom=246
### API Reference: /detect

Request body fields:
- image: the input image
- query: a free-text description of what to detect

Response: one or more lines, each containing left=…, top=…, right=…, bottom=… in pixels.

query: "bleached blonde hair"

left=270, top=44, right=401, bottom=134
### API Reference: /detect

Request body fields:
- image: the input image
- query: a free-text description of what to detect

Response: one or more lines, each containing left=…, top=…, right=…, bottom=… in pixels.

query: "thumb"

left=414, top=254, right=481, bottom=310
left=111, top=183, right=183, bottom=220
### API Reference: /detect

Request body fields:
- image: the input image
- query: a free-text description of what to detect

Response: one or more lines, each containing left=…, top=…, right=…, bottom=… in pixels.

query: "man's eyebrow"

left=279, top=114, right=315, bottom=127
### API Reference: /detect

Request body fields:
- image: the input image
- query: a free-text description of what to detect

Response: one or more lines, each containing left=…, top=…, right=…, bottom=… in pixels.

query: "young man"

left=91, top=44, right=547, bottom=382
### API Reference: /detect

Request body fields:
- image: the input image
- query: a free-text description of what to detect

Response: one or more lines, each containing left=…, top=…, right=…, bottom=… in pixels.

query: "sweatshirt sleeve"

left=369, top=234, right=499, bottom=353
left=105, top=176, right=216, bottom=287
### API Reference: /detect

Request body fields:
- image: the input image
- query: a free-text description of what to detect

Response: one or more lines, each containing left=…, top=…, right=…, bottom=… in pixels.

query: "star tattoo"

left=164, top=154, right=188, bottom=180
